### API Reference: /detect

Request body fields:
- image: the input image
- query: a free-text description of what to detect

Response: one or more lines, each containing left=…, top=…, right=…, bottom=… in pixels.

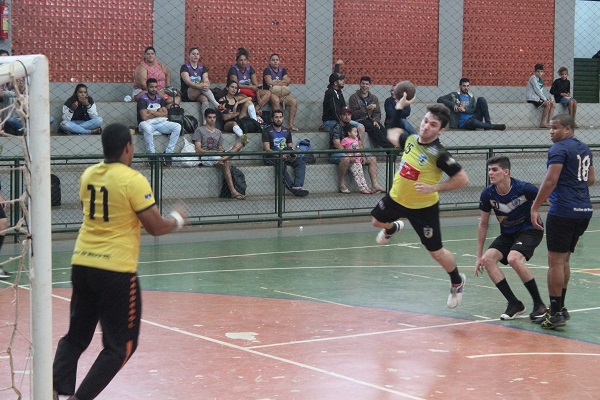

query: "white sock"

left=233, top=125, right=244, bottom=138
left=202, top=89, right=219, bottom=108
left=247, top=103, right=257, bottom=121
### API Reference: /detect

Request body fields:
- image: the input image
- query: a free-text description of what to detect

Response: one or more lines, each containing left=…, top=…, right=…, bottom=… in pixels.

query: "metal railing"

left=2, top=145, right=600, bottom=236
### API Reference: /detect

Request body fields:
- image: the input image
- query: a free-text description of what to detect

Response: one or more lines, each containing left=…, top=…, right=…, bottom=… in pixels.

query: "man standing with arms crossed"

left=530, top=115, right=594, bottom=329
left=53, top=123, right=187, bottom=400
left=476, top=156, right=547, bottom=320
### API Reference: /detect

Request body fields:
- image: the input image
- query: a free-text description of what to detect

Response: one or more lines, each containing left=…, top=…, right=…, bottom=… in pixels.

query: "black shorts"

left=546, top=214, right=590, bottom=253
left=527, top=100, right=545, bottom=108
left=0, top=205, right=5, bottom=219
left=371, top=195, right=442, bottom=252
left=489, top=229, right=543, bottom=265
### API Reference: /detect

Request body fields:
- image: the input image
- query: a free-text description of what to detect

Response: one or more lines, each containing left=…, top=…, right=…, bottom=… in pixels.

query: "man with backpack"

left=193, top=108, right=246, bottom=200
left=262, top=109, right=309, bottom=197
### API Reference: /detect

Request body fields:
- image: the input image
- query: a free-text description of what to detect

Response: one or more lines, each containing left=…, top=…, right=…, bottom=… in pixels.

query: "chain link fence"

left=2, top=0, right=598, bottom=150
left=1, top=145, right=600, bottom=233
left=1, top=0, right=600, bottom=233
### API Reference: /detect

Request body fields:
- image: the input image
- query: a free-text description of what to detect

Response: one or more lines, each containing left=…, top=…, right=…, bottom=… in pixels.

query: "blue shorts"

left=559, top=97, right=574, bottom=106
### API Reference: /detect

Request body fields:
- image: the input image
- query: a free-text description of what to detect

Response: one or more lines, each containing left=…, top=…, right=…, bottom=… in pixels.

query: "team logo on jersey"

left=147, top=102, right=161, bottom=112
left=427, top=145, right=439, bottom=155
left=423, top=226, right=433, bottom=238
left=144, top=193, right=152, bottom=199
left=512, top=197, right=522, bottom=207
left=399, top=160, right=420, bottom=181
left=418, top=153, right=429, bottom=166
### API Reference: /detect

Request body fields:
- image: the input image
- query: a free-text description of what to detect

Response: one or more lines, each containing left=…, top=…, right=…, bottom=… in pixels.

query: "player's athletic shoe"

left=561, top=307, right=571, bottom=321
left=375, top=220, right=404, bottom=245
left=500, top=301, right=525, bottom=320
left=529, top=303, right=548, bottom=321
left=447, top=273, right=466, bottom=308
left=541, top=312, right=566, bottom=330
left=0, top=268, right=10, bottom=279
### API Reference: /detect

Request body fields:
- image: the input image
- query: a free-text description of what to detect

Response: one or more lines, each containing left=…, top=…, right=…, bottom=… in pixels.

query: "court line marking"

left=49, top=228, right=600, bottom=273
left=467, top=352, right=600, bottom=359
left=51, top=264, right=471, bottom=285
left=42, top=289, right=425, bottom=399
left=272, top=290, right=354, bottom=308
left=141, top=319, right=426, bottom=399
left=248, top=319, right=492, bottom=349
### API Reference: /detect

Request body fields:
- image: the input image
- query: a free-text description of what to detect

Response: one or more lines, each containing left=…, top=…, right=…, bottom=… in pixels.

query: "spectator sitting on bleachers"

left=179, top=47, right=219, bottom=121
left=526, top=64, right=556, bottom=128
left=384, top=85, right=417, bottom=134
left=192, top=108, right=245, bottom=200
left=263, top=54, right=299, bottom=131
left=262, top=109, right=308, bottom=197
left=329, top=107, right=385, bottom=194
left=228, top=47, right=272, bottom=115
left=137, top=78, right=181, bottom=166
left=60, top=84, right=103, bottom=135
left=550, top=66, right=578, bottom=127
left=133, top=46, right=180, bottom=105
left=437, top=78, right=505, bottom=131
left=348, top=75, right=394, bottom=148
left=218, top=80, right=257, bottom=146
left=322, top=59, right=365, bottom=138
left=2, top=77, right=55, bottom=135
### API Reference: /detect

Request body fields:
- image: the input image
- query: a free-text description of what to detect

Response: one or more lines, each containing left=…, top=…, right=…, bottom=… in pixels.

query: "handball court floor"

left=2, top=212, right=600, bottom=399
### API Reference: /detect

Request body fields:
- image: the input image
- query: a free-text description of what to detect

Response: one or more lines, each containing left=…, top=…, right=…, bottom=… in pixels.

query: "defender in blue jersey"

left=531, top=115, right=595, bottom=329
left=476, top=156, right=546, bottom=320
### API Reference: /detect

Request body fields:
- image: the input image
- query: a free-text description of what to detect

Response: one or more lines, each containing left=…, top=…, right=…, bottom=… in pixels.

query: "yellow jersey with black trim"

left=72, top=162, right=156, bottom=273
left=389, top=133, right=463, bottom=209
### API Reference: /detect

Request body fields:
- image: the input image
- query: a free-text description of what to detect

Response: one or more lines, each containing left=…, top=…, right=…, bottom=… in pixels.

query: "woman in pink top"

left=133, top=46, right=180, bottom=105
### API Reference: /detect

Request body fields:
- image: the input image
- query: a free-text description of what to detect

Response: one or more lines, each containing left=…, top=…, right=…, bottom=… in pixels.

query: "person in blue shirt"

left=262, top=109, right=308, bottom=197
left=531, top=114, right=595, bottom=329
left=475, top=156, right=546, bottom=320
left=437, top=78, right=505, bottom=131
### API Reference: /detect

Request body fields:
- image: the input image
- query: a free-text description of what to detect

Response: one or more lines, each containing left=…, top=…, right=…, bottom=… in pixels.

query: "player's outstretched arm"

left=138, top=204, right=188, bottom=236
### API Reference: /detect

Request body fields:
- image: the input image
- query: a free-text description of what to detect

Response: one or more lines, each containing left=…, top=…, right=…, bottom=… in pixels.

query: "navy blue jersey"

left=479, top=178, right=539, bottom=234
left=547, top=137, right=593, bottom=218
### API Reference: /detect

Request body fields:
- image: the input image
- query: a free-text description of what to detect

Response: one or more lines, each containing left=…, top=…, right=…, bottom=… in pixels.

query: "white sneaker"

left=447, top=272, right=466, bottom=308
left=0, top=268, right=10, bottom=279
left=375, top=220, right=404, bottom=245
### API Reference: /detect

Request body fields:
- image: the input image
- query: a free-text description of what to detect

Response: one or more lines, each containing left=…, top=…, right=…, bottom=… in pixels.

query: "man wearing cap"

left=321, top=60, right=365, bottom=139
left=329, top=106, right=385, bottom=194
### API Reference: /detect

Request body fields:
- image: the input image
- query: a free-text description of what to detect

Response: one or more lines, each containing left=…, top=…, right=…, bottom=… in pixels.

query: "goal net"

left=0, top=55, right=52, bottom=400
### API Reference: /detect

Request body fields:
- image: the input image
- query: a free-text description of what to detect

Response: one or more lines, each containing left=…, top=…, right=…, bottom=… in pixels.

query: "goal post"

left=0, top=54, right=52, bottom=399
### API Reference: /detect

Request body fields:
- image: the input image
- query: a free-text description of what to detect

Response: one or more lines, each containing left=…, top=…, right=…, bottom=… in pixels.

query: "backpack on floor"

left=219, top=166, right=247, bottom=198
left=50, top=174, right=61, bottom=207
left=296, top=138, right=316, bottom=164
left=238, top=117, right=262, bottom=134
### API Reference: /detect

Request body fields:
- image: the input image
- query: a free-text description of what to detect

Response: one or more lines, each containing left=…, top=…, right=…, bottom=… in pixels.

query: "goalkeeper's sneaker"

left=541, top=312, right=566, bottom=330
left=500, top=301, right=525, bottom=320
left=447, top=273, right=466, bottom=308
left=375, top=220, right=404, bottom=245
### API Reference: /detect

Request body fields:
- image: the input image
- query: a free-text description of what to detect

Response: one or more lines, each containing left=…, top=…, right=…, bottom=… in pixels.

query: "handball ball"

left=394, top=80, right=416, bottom=101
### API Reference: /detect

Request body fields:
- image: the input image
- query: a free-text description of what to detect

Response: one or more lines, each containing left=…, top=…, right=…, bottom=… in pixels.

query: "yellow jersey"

left=389, top=133, right=462, bottom=209
left=72, top=162, right=156, bottom=273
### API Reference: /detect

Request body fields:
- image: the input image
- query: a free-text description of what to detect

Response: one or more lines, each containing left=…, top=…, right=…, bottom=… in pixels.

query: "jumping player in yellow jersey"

left=371, top=97, right=470, bottom=308
left=53, top=123, right=187, bottom=400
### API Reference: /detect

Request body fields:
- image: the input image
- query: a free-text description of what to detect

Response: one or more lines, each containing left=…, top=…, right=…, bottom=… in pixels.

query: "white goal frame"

left=0, top=55, right=52, bottom=399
